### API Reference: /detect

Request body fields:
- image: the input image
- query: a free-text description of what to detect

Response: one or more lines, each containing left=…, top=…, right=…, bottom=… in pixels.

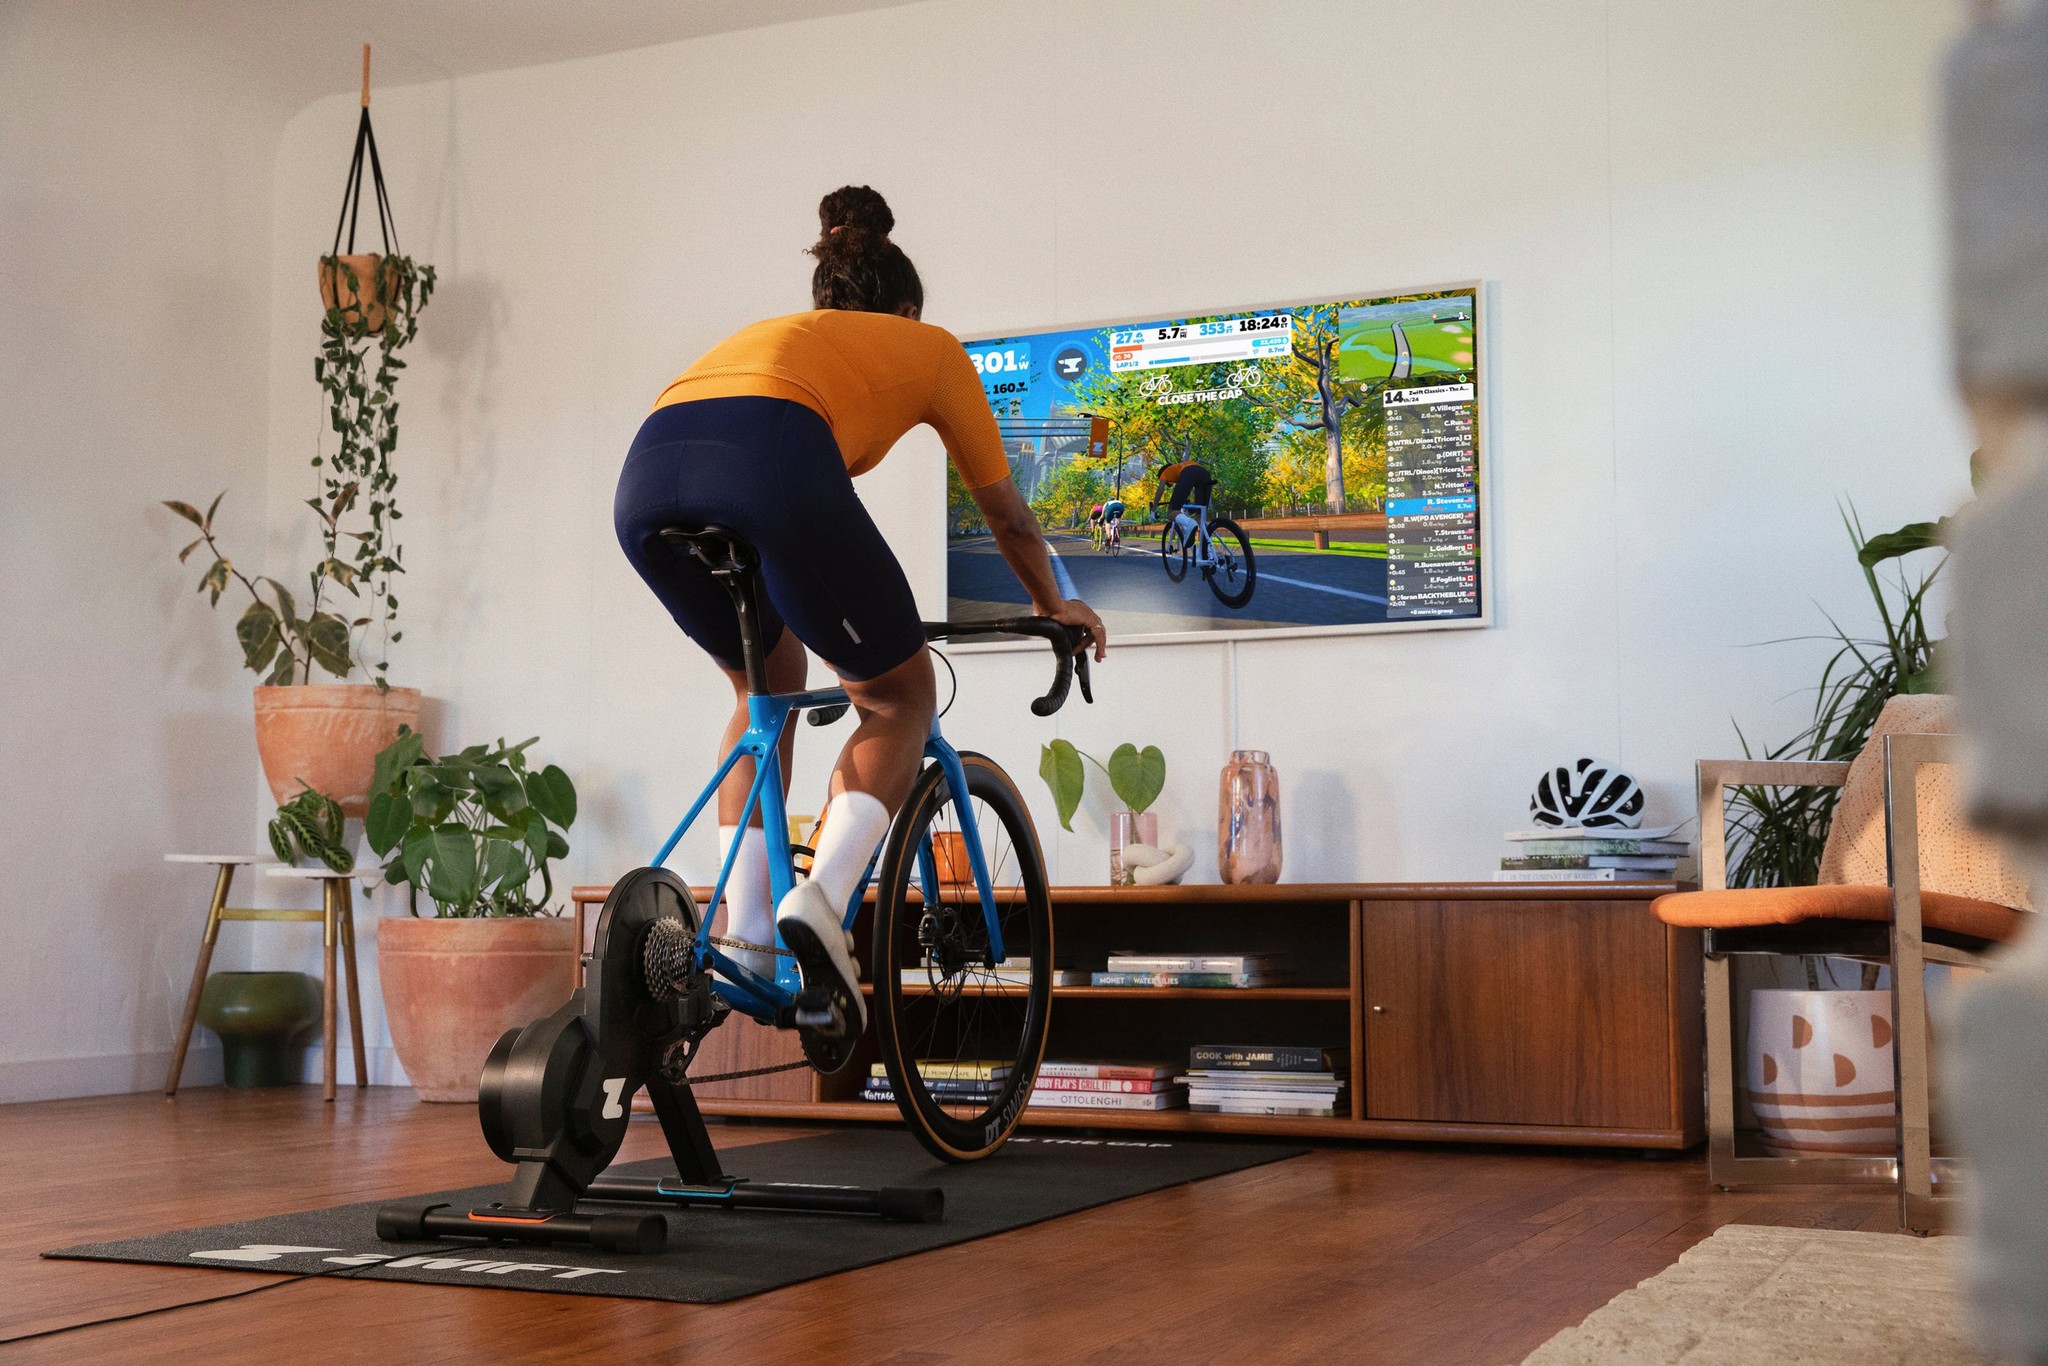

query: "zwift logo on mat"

left=189, top=1244, right=622, bottom=1279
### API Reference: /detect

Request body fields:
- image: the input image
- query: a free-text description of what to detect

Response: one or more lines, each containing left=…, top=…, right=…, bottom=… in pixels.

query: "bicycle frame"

left=646, top=686, right=1004, bottom=1026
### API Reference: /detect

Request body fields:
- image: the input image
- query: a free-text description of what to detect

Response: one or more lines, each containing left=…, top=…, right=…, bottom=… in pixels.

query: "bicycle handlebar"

left=923, top=617, right=1095, bottom=717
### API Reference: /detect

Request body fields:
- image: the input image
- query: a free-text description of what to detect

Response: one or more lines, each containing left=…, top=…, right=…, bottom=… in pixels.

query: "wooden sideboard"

left=569, top=882, right=1704, bottom=1149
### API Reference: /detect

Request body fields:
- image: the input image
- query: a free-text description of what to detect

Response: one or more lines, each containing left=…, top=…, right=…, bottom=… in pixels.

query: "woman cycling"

left=614, top=186, right=1106, bottom=1041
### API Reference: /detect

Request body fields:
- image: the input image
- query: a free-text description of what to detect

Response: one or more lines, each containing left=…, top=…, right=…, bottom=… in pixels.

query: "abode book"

left=1189, top=1044, right=1348, bottom=1072
left=1026, top=1088, right=1183, bottom=1111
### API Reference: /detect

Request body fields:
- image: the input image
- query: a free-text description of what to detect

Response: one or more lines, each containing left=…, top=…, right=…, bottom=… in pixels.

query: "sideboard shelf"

left=570, top=880, right=1704, bottom=1150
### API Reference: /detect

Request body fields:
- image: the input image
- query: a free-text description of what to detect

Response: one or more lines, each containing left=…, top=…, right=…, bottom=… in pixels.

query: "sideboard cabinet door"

left=1361, top=900, right=1675, bottom=1129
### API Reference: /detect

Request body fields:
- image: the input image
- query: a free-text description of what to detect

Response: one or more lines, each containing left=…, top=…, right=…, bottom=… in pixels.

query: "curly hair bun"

left=818, top=185, right=894, bottom=238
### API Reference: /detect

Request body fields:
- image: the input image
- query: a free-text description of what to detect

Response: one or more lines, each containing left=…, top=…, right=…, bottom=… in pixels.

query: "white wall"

left=6, top=0, right=1973, bottom=1099
left=262, top=0, right=1975, bottom=898
left=0, top=4, right=294, bottom=1099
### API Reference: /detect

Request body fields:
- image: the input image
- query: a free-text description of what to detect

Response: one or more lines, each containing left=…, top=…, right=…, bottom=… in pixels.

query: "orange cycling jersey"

left=654, top=310, right=1010, bottom=490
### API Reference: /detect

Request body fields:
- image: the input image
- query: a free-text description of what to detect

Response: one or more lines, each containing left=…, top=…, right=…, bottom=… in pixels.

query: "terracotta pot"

left=253, top=684, right=421, bottom=817
left=378, top=916, right=577, bottom=1103
left=318, top=252, right=391, bottom=332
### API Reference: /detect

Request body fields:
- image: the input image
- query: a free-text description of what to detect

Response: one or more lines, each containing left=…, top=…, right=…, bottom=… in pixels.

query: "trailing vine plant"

left=314, top=253, right=435, bottom=687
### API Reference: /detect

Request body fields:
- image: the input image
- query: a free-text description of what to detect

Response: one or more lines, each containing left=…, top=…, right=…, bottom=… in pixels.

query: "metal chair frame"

left=1696, top=733, right=1993, bottom=1233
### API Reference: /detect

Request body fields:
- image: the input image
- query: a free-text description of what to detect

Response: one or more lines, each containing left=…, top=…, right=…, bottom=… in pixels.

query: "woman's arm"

left=968, top=477, right=1108, bottom=661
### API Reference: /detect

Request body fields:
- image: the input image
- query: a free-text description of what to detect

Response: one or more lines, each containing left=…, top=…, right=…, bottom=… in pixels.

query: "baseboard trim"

left=0, top=1046, right=226, bottom=1103
left=1, top=1044, right=412, bottom=1103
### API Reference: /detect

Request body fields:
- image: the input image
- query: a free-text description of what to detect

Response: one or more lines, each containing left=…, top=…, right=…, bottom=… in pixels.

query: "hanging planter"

left=312, top=45, right=434, bottom=692
left=159, top=46, right=435, bottom=816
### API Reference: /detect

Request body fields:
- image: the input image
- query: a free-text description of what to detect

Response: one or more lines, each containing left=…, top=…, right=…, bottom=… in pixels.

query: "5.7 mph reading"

left=1109, top=312, right=1293, bottom=373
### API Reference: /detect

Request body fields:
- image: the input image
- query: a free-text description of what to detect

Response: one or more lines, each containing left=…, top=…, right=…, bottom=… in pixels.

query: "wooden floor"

left=1, top=1088, right=1903, bottom=1364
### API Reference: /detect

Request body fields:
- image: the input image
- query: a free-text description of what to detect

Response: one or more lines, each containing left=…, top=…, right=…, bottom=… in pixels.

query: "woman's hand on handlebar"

left=1038, top=598, right=1107, bottom=662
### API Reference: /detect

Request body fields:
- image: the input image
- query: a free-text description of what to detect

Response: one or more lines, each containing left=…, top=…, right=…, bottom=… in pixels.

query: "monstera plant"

left=367, top=727, right=581, bottom=1104
left=365, top=729, right=576, bottom=918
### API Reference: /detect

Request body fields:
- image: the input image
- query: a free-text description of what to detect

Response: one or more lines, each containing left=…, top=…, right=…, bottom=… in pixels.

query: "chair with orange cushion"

left=1655, top=693, right=2032, bottom=1232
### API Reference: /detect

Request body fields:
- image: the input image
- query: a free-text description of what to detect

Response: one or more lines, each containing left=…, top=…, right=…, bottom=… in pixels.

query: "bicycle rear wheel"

left=1205, top=516, right=1257, bottom=608
left=872, top=751, right=1052, bottom=1162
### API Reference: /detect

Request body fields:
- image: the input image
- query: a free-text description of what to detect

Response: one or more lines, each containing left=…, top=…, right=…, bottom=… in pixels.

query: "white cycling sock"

left=717, top=824, right=773, bottom=965
left=796, top=790, right=892, bottom=915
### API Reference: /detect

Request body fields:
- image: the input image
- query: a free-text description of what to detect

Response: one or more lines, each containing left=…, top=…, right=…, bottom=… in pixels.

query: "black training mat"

left=46, top=1129, right=1306, bottom=1303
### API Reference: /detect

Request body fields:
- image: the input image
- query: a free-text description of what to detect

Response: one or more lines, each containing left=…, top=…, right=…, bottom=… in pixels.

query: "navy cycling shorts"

left=614, top=396, right=925, bottom=681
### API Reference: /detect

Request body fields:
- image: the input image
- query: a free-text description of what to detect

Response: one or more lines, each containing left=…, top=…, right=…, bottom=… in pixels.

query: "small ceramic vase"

left=1219, top=750, right=1283, bottom=884
left=1110, top=811, right=1159, bottom=885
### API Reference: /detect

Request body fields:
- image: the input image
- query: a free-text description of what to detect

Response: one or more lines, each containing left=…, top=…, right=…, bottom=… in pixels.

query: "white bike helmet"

left=1530, top=757, right=1645, bottom=829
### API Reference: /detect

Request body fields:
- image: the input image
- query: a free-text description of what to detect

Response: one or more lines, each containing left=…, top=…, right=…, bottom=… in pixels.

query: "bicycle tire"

left=1206, top=517, right=1257, bottom=608
left=1160, top=523, right=1190, bottom=582
left=872, top=751, right=1052, bottom=1162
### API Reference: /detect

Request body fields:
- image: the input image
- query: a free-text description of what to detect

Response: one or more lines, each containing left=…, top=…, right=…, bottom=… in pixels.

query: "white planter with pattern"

left=1746, top=988, right=1898, bottom=1155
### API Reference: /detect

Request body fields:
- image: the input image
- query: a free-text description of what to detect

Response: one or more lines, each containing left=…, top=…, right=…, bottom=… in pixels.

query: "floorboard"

left=0, top=1088, right=1899, bottom=1363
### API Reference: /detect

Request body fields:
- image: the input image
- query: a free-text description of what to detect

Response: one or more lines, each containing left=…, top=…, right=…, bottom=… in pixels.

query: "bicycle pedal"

left=790, top=989, right=844, bottom=1033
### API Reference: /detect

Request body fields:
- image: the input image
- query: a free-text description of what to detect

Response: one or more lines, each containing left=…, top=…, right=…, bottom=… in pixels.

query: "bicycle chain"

left=709, top=934, right=793, bottom=959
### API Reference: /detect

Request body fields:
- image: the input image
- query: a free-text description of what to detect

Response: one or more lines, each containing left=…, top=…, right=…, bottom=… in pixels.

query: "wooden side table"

left=163, top=856, right=370, bottom=1100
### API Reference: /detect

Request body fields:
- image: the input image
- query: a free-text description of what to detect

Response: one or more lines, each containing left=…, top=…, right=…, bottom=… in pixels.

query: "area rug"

left=47, top=1130, right=1304, bottom=1304
left=1524, top=1223, right=1986, bottom=1364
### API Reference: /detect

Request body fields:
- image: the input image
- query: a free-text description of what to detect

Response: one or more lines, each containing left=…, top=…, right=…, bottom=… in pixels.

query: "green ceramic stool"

left=197, top=971, right=323, bottom=1087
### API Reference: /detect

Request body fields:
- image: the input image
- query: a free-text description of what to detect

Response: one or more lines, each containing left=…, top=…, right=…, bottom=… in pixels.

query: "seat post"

left=659, top=527, right=772, bottom=696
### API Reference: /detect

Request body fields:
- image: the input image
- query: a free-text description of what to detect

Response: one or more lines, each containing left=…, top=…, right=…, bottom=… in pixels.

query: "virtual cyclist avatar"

left=1156, top=459, right=1214, bottom=523
left=613, top=185, right=1106, bottom=1040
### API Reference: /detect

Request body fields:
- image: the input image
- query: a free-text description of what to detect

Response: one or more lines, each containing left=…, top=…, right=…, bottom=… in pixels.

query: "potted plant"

left=164, top=489, right=421, bottom=816
left=267, top=784, right=354, bottom=873
left=161, top=59, right=434, bottom=815
left=1039, top=740, right=1191, bottom=884
left=365, top=729, right=579, bottom=1102
left=1725, top=472, right=1970, bottom=1150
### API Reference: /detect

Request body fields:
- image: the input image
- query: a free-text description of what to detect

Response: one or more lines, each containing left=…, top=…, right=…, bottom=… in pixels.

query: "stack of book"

left=860, top=1058, right=1009, bottom=1105
left=898, top=957, right=1091, bottom=988
left=1179, top=1044, right=1348, bottom=1117
left=1026, top=1059, right=1186, bottom=1112
left=1495, top=823, right=1690, bottom=883
left=1089, top=951, right=1291, bottom=988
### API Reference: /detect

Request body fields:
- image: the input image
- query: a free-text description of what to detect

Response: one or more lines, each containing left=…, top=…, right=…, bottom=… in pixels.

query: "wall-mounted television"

left=947, top=283, right=1486, bottom=645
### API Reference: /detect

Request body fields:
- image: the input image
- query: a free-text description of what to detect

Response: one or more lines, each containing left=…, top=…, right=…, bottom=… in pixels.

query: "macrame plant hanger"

left=333, top=44, right=399, bottom=263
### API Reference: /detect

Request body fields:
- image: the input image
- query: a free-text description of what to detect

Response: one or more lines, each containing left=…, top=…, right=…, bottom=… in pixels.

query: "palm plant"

left=1725, top=467, right=1976, bottom=892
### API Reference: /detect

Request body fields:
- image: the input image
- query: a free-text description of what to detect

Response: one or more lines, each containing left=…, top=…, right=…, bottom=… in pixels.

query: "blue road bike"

left=629, top=526, right=1089, bottom=1162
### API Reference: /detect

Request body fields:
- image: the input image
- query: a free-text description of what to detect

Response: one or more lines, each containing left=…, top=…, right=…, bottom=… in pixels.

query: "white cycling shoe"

left=775, top=880, right=868, bottom=1038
